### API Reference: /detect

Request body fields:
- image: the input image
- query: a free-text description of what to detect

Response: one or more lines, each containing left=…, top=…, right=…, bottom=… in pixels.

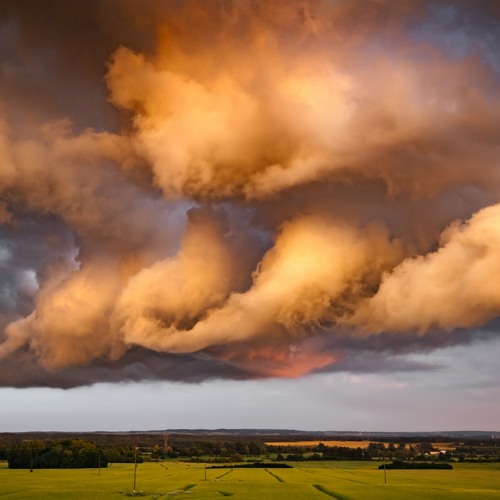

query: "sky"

left=0, top=0, right=499, bottom=432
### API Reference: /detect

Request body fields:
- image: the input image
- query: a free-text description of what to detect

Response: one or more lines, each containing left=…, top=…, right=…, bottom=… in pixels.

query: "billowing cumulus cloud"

left=0, top=0, right=499, bottom=387
left=353, top=204, right=500, bottom=333
left=115, top=215, right=401, bottom=356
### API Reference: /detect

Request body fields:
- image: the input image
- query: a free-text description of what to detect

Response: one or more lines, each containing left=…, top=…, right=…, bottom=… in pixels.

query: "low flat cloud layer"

left=0, top=0, right=499, bottom=387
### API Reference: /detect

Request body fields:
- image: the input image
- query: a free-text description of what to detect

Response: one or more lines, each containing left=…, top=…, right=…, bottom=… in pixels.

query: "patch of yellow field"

left=266, top=440, right=459, bottom=451
left=264, top=440, right=386, bottom=448
left=432, top=442, right=457, bottom=450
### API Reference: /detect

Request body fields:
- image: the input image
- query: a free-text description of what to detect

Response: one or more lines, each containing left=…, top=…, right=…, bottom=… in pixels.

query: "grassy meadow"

left=1, top=460, right=499, bottom=499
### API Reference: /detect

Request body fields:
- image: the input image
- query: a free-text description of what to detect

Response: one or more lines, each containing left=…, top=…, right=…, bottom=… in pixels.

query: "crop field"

left=264, top=440, right=386, bottom=448
left=1, top=460, right=499, bottom=499
left=431, top=443, right=458, bottom=451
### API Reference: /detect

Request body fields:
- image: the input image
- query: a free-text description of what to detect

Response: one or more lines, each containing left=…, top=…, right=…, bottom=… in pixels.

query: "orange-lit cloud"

left=352, top=204, right=500, bottom=333
left=0, top=0, right=500, bottom=387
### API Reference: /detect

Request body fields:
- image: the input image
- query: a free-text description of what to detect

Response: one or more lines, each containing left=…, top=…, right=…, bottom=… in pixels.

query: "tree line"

left=3, top=436, right=498, bottom=468
left=6, top=439, right=143, bottom=469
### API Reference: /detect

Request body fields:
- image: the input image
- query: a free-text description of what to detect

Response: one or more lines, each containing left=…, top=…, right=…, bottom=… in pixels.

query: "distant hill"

left=0, top=428, right=498, bottom=448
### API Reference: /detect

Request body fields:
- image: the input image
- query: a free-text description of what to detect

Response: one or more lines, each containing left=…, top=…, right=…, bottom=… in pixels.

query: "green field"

left=1, top=460, right=499, bottom=499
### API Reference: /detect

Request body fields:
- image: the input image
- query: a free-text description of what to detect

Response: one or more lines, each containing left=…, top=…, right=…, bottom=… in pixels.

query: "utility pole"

left=98, top=455, right=101, bottom=476
left=204, top=462, right=207, bottom=481
left=133, top=447, right=138, bottom=494
left=26, top=441, right=34, bottom=472
left=383, top=452, right=387, bottom=485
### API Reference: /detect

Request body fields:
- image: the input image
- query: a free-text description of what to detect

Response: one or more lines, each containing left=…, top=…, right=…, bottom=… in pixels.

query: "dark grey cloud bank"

left=0, top=0, right=500, bottom=388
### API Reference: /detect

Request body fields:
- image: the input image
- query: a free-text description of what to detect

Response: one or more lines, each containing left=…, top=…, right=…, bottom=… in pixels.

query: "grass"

left=264, top=468, right=284, bottom=483
left=313, top=484, right=351, bottom=500
left=0, top=460, right=499, bottom=499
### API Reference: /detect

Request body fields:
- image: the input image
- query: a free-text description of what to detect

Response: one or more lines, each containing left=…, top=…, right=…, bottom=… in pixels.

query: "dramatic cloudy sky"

left=0, top=0, right=499, bottom=431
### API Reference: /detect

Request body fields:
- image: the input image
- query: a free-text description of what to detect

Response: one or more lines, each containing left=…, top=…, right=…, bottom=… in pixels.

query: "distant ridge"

left=2, top=429, right=499, bottom=438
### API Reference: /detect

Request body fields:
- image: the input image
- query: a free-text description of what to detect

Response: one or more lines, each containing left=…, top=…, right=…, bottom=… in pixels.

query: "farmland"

left=264, top=440, right=385, bottom=448
left=265, top=441, right=457, bottom=449
left=1, top=460, right=499, bottom=499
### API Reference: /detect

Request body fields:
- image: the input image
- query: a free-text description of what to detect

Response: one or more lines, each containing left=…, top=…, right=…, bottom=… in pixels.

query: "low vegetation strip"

left=207, top=462, right=292, bottom=469
left=319, top=473, right=368, bottom=485
left=313, top=484, right=351, bottom=500
left=215, top=469, right=233, bottom=480
left=379, top=461, right=453, bottom=470
left=265, top=468, right=284, bottom=483
left=161, top=484, right=197, bottom=496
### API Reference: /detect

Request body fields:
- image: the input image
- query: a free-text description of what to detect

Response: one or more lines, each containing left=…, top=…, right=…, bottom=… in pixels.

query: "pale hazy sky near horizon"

left=0, top=0, right=499, bottom=432
left=2, top=336, right=499, bottom=432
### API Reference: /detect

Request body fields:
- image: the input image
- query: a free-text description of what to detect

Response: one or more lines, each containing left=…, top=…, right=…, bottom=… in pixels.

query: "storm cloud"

left=1, top=0, right=500, bottom=387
